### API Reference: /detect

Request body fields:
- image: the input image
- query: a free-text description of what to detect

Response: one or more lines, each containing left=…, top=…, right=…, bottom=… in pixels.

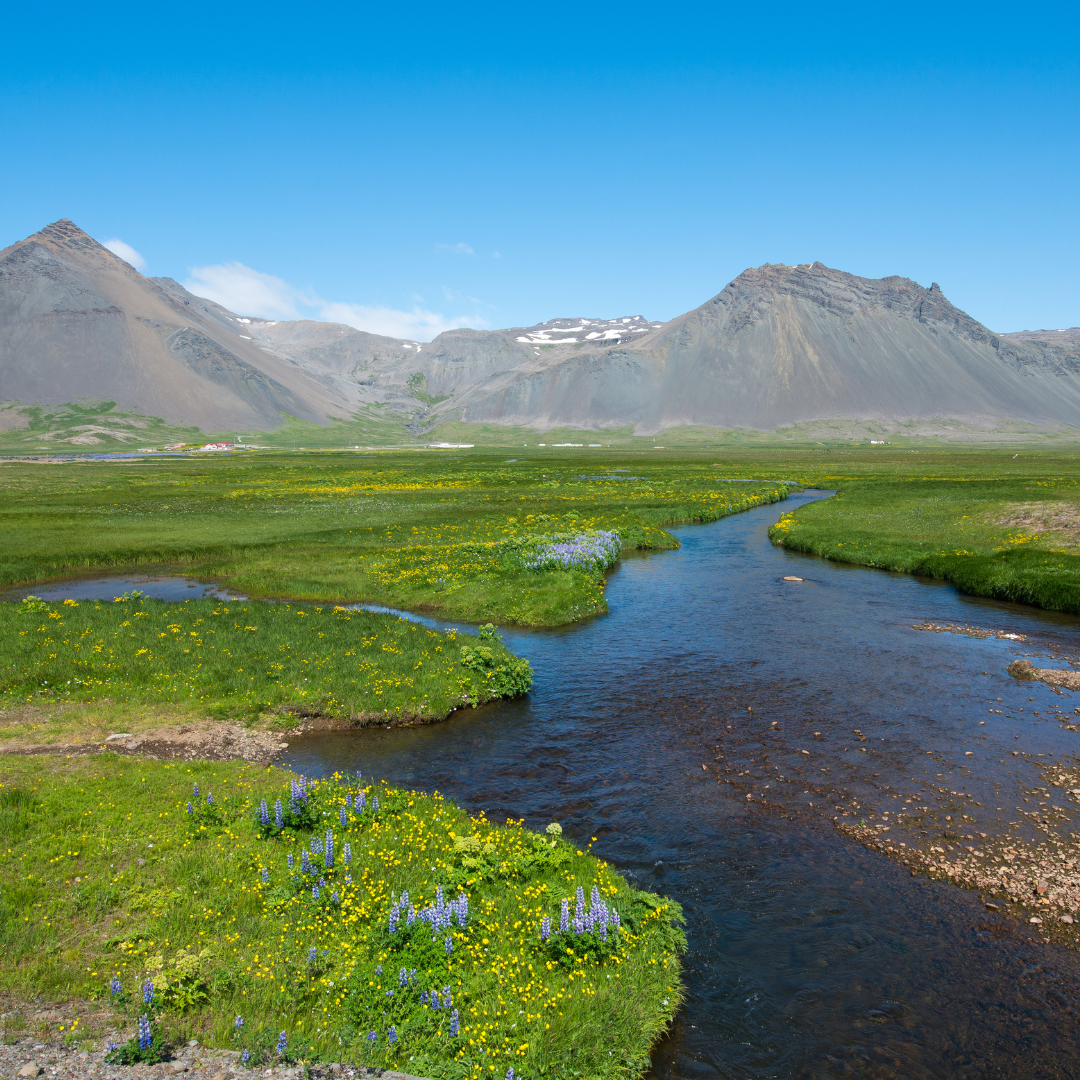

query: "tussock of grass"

left=1, top=598, right=531, bottom=723
left=0, top=756, right=686, bottom=1078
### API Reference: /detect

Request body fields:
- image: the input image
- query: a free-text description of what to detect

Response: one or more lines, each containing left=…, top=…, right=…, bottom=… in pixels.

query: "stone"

left=1008, top=659, right=1035, bottom=679
left=1036, top=879, right=1049, bottom=895
left=1062, top=914, right=1075, bottom=924
left=17, top=1066, right=43, bottom=1078
left=985, top=902, right=1000, bottom=911
left=168, top=1061, right=188, bottom=1073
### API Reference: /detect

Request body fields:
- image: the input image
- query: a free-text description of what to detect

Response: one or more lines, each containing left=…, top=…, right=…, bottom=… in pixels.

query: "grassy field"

left=2, top=595, right=530, bottom=724
left=0, top=452, right=789, bottom=626
left=0, top=755, right=686, bottom=1078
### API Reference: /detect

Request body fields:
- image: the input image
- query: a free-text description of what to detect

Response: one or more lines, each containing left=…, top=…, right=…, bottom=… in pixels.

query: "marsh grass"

left=0, top=597, right=531, bottom=723
left=0, top=756, right=686, bottom=1078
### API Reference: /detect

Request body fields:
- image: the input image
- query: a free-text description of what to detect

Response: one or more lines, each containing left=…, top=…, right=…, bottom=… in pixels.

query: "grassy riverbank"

left=0, top=452, right=788, bottom=626
left=771, top=472, right=1080, bottom=614
left=2, top=595, right=530, bottom=725
left=0, top=755, right=686, bottom=1078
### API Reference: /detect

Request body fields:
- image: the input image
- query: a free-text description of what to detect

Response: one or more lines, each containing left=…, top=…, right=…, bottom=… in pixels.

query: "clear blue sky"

left=1, top=1, right=1077, bottom=338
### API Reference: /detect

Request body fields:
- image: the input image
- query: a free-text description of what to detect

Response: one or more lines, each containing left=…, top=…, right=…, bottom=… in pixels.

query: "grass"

left=0, top=452, right=789, bottom=626
left=0, top=755, right=686, bottom=1078
left=1, top=596, right=531, bottom=724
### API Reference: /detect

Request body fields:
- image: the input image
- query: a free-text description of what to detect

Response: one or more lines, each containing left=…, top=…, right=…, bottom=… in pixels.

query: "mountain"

left=3, top=221, right=1080, bottom=439
left=0, top=220, right=349, bottom=431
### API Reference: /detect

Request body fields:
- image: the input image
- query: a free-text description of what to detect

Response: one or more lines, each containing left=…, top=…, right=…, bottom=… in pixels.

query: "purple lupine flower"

left=312, top=885, right=320, bottom=900
left=234, top=1015, right=244, bottom=1030
left=355, top=769, right=362, bottom=779
left=506, top=1069, right=514, bottom=1080
left=442, top=985, right=452, bottom=1006
left=388, top=1026, right=397, bottom=1045
left=241, top=1049, right=250, bottom=1063
left=105, top=1040, right=118, bottom=1054
left=109, top=977, right=122, bottom=994
left=612, top=908, right=621, bottom=932
left=339, top=805, right=347, bottom=828
left=345, top=874, right=352, bottom=885
left=407, top=903, right=415, bottom=926
left=541, top=915, right=551, bottom=940
left=274, top=799, right=284, bottom=828
left=375, top=965, right=382, bottom=974
left=388, top=907, right=399, bottom=933
left=325, top=829, right=334, bottom=869
left=311, top=836, right=322, bottom=855
left=137, top=1015, right=152, bottom=1050
left=575, top=886, right=585, bottom=920
left=343, top=842, right=351, bottom=865
left=356, top=789, right=366, bottom=810
left=420, top=989, right=429, bottom=1005
left=431, top=990, right=440, bottom=1009
left=301, top=850, right=311, bottom=873
left=367, top=1031, right=376, bottom=1042
left=276, top=1031, right=287, bottom=1054
left=436, top=885, right=444, bottom=908
left=399, top=967, right=408, bottom=987
left=206, top=791, right=213, bottom=806
left=307, top=946, right=317, bottom=963
left=192, top=783, right=199, bottom=797
left=560, top=898, right=569, bottom=933
left=445, top=935, right=453, bottom=954
left=410, top=967, right=416, bottom=981
left=449, top=1009, right=459, bottom=1036
left=142, top=980, right=154, bottom=1005
left=372, top=795, right=379, bottom=812
left=345, top=791, right=353, bottom=810
left=260, top=867, right=269, bottom=884
left=287, top=853, right=294, bottom=870
left=259, top=799, right=269, bottom=825
left=186, top=802, right=193, bottom=815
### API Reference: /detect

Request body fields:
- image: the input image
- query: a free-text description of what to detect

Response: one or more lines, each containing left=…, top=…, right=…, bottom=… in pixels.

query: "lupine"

left=357, top=790, right=366, bottom=811
left=343, top=842, right=351, bottom=865
left=260, top=867, right=269, bottom=884
left=367, top=1031, right=376, bottom=1042
left=143, top=980, right=154, bottom=1005
left=355, top=769, right=362, bottom=779
left=345, top=791, right=352, bottom=810
left=560, top=898, right=569, bottom=933
left=445, top=936, right=453, bottom=953
left=312, top=885, right=320, bottom=900
left=443, top=985, right=452, bottom=1006
left=287, top=853, right=294, bottom=870
left=339, top=805, right=347, bottom=828
left=109, top=977, right=122, bottom=994
left=449, top=1009, right=460, bottom=1037
left=301, top=850, right=311, bottom=873
left=332, top=890, right=340, bottom=903
left=206, top=792, right=214, bottom=806
left=373, top=795, right=379, bottom=812
left=506, top=1069, right=514, bottom=1080
left=274, top=799, right=284, bottom=828
left=234, top=1016, right=244, bottom=1030
left=345, top=874, right=352, bottom=885
left=192, top=783, right=199, bottom=797
left=186, top=802, right=193, bottom=815
left=137, top=1015, right=152, bottom=1050
left=431, top=990, right=440, bottom=1009
left=388, top=1027, right=397, bottom=1045
left=541, top=915, right=551, bottom=940
left=308, top=946, right=317, bottom=963
left=276, top=1031, right=287, bottom=1054
left=241, top=1050, right=250, bottom=1063
left=259, top=799, right=269, bottom=825
left=399, top=967, right=408, bottom=987
left=421, top=989, right=429, bottom=1005
left=325, top=829, right=334, bottom=869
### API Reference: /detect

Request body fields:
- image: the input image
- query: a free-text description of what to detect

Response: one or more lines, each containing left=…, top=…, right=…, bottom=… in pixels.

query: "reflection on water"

left=0, top=574, right=246, bottom=603
left=285, top=492, right=1080, bottom=1080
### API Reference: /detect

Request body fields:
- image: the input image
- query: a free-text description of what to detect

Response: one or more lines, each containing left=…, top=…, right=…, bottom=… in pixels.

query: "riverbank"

left=0, top=755, right=686, bottom=1078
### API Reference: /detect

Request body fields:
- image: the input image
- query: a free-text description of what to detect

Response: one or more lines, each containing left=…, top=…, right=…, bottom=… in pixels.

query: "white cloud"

left=183, top=262, right=305, bottom=319
left=102, top=238, right=146, bottom=271
left=182, top=261, right=481, bottom=341
left=435, top=242, right=475, bottom=255
left=319, top=302, right=478, bottom=339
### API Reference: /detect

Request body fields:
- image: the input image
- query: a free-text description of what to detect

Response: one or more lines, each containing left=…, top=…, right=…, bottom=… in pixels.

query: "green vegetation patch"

left=0, top=756, right=686, bottom=1077
left=2, top=596, right=531, bottom=723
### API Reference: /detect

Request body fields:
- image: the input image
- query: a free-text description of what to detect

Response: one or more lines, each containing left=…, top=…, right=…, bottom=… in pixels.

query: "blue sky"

left=1, top=1, right=1077, bottom=338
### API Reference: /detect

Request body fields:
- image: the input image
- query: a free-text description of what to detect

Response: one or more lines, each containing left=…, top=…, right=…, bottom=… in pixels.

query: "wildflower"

left=541, top=915, right=551, bottom=941
left=143, top=980, right=154, bottom=1005
left=367, top=1031, right=376, bottom=1042
left=356, top=790, right=366, bottom=811
left=449, top=1009, right=460, bottom=1037
left=308, top=946, right=317, bottom=963
left=137, top=1015, right=152, bottom=1051
left=506, top=1069, right=514, bottom=1080
left=206, top=792, right=214, bottom=806
left=346, top=791, right=353, bottom=809
left=375, top=965, right=382, bottom=974
left=276, top=1031, right=287, bottom=1055
left=332, top=890, right=340, bottom=903
left=192, top=783, right=199, bottom=797
left=445, top=936, right=453, bottom=954
left=287, top=853, right=294, bottom=870
left=241, top=1049, right=250, bottom=1063
left=234, top=1015, right=244, bottom=1030
left=560, top=898, right=569, bottom=933
left=259, top=799, right=269, bottom=825
left=388, top=1026, right=397, bottom=1045
left=339, top=805, right=347, bottom=828
left=372, top=795, right=379, bottom=812
left=325, top=829, right=334, bottom=869
left=355, top=769, right=362, bottom=779
left=105, top=1040, right=118, bottom=1054
left=109, top=977, right=122, bottom=994
left=343, top=842, right=351, bottom=865
left=420, top=989, right=429, bottom=1005
left=345, top=873, right=352, bottom=885
left=442, top=985, right=452, bottom=1006
left=260, top=867, right=269, bottom=884
left=399, top=967, right=408, bottom=987
left=274, top=799, right=284, bottom=828
left=312, top=885, right=320, bottom=900
left=186, top=802, right=193, bottom=815
left=302, top=850, right=311, bottom=873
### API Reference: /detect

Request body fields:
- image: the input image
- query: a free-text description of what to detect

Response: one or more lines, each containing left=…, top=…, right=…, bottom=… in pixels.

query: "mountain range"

left=2, top=219, right=1079, bottom=442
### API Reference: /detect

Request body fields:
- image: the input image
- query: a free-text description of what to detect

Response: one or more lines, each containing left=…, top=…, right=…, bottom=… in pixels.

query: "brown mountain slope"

left=0, top=221, right=348, bottom=430
left=434, top=262, right=1080, bottom=432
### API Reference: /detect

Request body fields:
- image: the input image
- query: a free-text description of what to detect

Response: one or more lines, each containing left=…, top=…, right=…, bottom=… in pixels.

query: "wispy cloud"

left=182, top=261, right=483, bottom=341
left=102, top=238, right=146, bottom=271
left=434, top=242, right=475, bottom=255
